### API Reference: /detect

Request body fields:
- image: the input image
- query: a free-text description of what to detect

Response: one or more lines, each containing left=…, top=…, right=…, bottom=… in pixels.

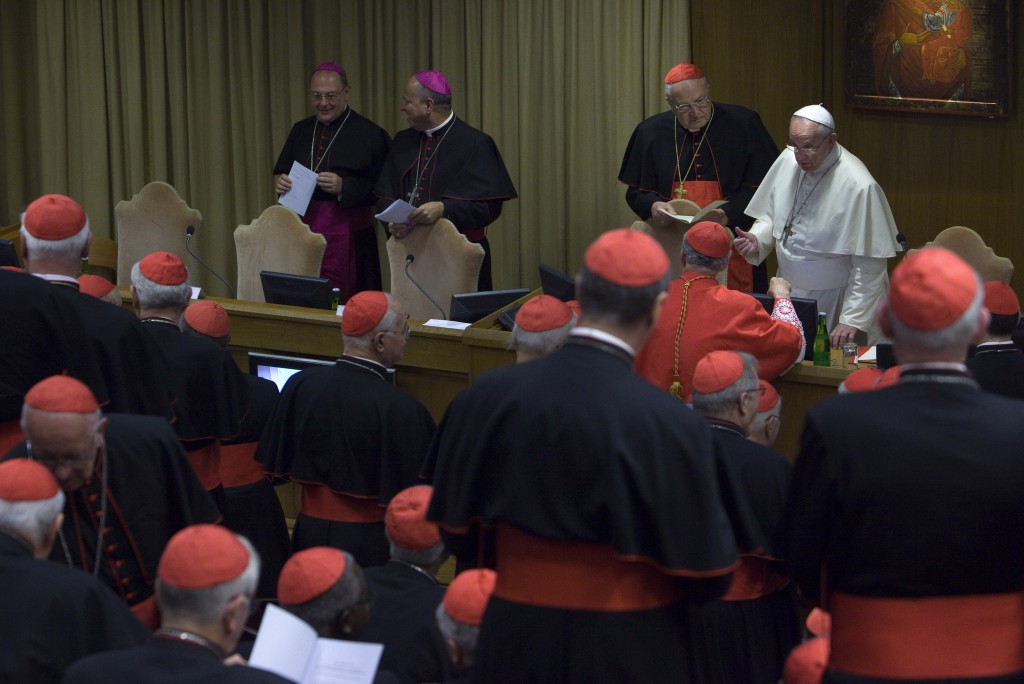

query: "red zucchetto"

left=692, top=350, right=744, bottom=394
left=888, top=247, right=978, bottom=331
left=278, top=547, right=347, bottom=605
left=139, top=252, right=188, bottom=286
left=584, top=229, right=669, bottom=287
left=158, top=525, right=249, bottom=589
left=23, top=194, right=88, bottom=241
left=24, top=376, right=99, bottom=413
left=341, top=291, right=389, bottom=336
left=664, top=63, right=704, bottom=84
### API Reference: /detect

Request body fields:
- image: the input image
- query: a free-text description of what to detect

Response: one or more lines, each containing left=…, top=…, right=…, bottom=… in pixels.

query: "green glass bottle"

left=331, top=288, right=340, bottom=310
left=813, top=312, right=830, bottom=367
left=80, top=256, right=90, bottom=274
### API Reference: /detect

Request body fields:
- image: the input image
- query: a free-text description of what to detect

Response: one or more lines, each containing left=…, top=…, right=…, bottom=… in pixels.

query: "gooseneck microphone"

left=185, top=225, right=236, bottom=298
left=404, top=254, right=446, bottom=319
left=896, top=232, right=908, bottom=257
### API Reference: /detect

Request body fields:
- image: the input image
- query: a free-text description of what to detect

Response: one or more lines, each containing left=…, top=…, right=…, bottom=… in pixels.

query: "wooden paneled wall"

left=692, top=0, right=1022, bottom=289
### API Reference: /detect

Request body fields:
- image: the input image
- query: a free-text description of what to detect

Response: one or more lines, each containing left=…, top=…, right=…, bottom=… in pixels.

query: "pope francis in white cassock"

left=734, top=104, right=901, bottom=346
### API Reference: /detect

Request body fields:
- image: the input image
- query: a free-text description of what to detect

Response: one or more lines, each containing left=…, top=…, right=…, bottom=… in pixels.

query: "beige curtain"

left=0, top=0, right=689, bottom=296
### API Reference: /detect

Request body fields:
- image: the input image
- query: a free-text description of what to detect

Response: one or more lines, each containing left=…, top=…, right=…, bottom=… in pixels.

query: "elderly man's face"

left=23, top=408, right=105, bottom=492
left=400, top=77, right=433, bottom=132
left=376, top=300, right=411, bottom=368
left=666, top=78, right=712, bottom=132
left=788, top=117, right=837, bottom=173
left=309, top=71, right=350, bottom=125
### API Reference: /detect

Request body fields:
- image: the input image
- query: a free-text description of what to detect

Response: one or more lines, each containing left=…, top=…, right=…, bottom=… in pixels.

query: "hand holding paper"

left=278, top=162, right=319, bottom=216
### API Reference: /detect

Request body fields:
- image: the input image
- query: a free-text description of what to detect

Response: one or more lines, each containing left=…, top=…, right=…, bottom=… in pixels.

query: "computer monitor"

left=747, top=293, right=819, bottom=362
left=449, top=288, right=531, bottom=324
left=0, top=239, right=19, bottom=268
left=260, top=270, right=335, bottom=310
left=874, top=343, right=897, bottom=370
left=538, top=264, right=575, bottom=302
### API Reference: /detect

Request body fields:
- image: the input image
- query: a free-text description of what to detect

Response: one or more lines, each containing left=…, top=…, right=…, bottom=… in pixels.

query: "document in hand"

left=278, top=162, right=319, bottom=217
left=658, top=198, right=728, bottom=224
left=373, top=199, right=416, bottom=225
left=248, top=604, right=384, bottom=684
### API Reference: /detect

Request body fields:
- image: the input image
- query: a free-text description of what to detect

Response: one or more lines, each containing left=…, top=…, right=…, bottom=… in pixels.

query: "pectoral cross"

left=407, top=190, right=419, bottom=204
left=782, top=223, right=793, bottom=246
left=674, top=186, right=687, bottom=198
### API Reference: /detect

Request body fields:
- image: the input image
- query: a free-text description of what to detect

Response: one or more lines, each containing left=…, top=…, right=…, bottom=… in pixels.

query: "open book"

left=658, top=198, right=728, bottom=224
left=248, top=604, right=384, bottom=684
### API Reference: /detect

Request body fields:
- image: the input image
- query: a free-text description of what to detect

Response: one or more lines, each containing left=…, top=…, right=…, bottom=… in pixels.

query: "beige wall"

left=692, top=0, right=1022, bottom=289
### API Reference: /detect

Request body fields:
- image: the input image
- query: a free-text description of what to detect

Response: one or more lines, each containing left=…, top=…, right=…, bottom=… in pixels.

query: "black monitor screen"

left=874, top=343, right=897, bottom=370
left=0, top=239, right=19, bottom=268
left=449, top=288, right=531, bottom=324
left=539, top=264, right=575, bottom=302
left=747, top=293, right=819, bottom=362
left=260, top=270, right=335, bottom=310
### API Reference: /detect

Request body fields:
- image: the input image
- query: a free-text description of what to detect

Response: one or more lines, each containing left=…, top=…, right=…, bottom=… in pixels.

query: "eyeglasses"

left=787, top=138, right=827, bottom=155
left=666, top=96, right=710, bottom=113
left=310, top=91, right=342, bottom=103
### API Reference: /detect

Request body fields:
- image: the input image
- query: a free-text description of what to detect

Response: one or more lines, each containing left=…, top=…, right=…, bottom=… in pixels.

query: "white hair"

left=19, top=223, right=90, bottom=263
left=0, top=490, right=65, bottom=547
left=509, top=314, right=576, bottom=356
left=130, top=261, right=191, bottom=310
left=435, top=601, right=482, bottom=657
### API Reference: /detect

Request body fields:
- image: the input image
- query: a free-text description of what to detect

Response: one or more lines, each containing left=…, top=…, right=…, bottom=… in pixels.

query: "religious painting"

left=844, top=0, right=1013, bottom=117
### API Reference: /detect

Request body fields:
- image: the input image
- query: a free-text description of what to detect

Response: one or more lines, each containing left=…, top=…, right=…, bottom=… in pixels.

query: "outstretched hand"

left=733, top=227, right=759, bottom=258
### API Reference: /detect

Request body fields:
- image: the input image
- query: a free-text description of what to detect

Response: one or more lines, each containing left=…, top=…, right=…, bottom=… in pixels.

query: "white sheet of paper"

left=423, top=319, right=470, bottom=330
left=248, top=604, right=318, bottom=681
left=304, top=639, right=384, bottom=684
left=857, top=346, right=878, bottom=363
left=248, top=604, right=384, bottom=684
left=278, top=161, right=318, bottom=216
left=374, top=199, right=416, bottom=225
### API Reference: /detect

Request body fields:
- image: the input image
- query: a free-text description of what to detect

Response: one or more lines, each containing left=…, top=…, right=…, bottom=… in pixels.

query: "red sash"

left=184, top=440, right=222, bottom=492
left=300, top=482, right=385, bottom=523
left=828, top=590, right=1024, bottom=678
left=219, top=443, right=265, bottom=488
left=720, top=556, right=790, bottom=601
left=493, top=524, right=689, bottom=611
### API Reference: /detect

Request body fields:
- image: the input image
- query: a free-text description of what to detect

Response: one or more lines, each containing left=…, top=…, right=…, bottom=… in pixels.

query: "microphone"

left=404, top=254, right=446, bottom=319
left=185, top=225, right=236, bottom=298
left=896, top=232, right=908, bottom=257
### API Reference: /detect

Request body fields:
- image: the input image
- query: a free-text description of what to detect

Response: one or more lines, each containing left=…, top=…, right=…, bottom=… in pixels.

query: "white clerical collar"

left=569, top=327, right=636, bottom=357
left=899, top=361, right=968, bottom=373
left=425, top=111, right=455, bottom=137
